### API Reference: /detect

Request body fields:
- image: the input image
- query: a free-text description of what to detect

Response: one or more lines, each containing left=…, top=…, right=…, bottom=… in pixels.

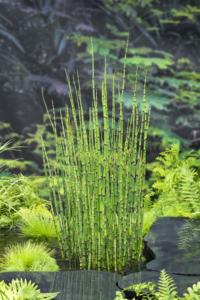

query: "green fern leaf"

left=155, top=269, right=178, bottom=299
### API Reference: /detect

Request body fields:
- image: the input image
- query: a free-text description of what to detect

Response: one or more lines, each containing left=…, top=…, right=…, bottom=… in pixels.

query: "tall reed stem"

left=41, top=32, right=151, bottom=272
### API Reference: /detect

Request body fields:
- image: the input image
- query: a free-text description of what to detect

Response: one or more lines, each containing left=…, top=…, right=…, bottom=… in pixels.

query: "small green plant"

left=17, top=206, right=59, bottom=240
left=0, top=278, right=59, bottom=300
left=115, top=269, right=200, bottom=300
left=0, top=240, right=59, bottom=272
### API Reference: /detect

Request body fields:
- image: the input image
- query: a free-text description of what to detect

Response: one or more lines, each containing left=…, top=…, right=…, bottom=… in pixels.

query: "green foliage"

left=115, top=269, right=200, bottom=300
left=68, top=6, right=200, bottom=164
left=0, top=138, right=59, bottom=229
left=163, top=77, right=200, bottom=90
left=0, top=128, right=38, bottom=174
left=0, top=110, right=79, bottom=179
left=0, top=158, right=37, bottom=174
left=0, top=138, right=32, bottom=174
left=0, top=240, right=59, bottom=272
left=171, top=5, right=200, bottom=22
left=123, top=280, right=157, bottom=298
left=142, top=191, right=158, bottom=238
left=106, top=24, right=128, bottom=37
left=145, top=125, right=186, bottom=154
left=96, top=0, right=156, bottom=14
left=41, top=33, right=150, bottom=272
left=26, top=175, right=50, bottom=200
left=177, top=218, right=200, bottom=253
left=177, top=71, right=200, bottom=81
left=0, top=173, right=51, bottom=229
left=183, top=281, right=200, bottom=300
left=67, top=34, right=125, bottom=57
left=0, top=278, right=59, bottom=300
left=0, top=110, right=83, bottom=201
left=0, top=141, right=44, bottom=228
left=0, top=0, right=200, bottom=183
left=17, top=206, right=59, bottom=240
left=25, top=108, right=78, bottom=171
left=155, top=269, right=178, bottom=300
left=119, top=56, right=174, bottom=70
left=116, top=91, right=169, bottom=112
left=145, top=143, right=200, bottom=219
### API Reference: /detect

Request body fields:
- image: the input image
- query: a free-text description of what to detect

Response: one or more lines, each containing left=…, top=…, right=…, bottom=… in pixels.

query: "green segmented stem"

left=41, top=32, right=151, bottom=272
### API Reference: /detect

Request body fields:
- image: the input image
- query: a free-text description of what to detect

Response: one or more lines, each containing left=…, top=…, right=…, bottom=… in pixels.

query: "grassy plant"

left=17, top=207, right=59, bottom=239
left=0, top=240, right=59, bottom=272
left=41, top=32, right=151, bottom=272
left=0, top=139, right=27, bottom=173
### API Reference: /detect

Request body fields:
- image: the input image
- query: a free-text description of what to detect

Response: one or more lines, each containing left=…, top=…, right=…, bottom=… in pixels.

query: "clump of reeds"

left=41, top=32, right=151, bottom=272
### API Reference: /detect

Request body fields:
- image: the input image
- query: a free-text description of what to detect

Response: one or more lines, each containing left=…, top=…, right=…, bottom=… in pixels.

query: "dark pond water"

left=0, top=226, right=154, bottom=276
left=145, top=217, right=200, bottom=275
left=1, top=217, right=200, bottom=299
left=0, top=225, right=154, bottom=300
left=118, top=217, right=200, bottom=300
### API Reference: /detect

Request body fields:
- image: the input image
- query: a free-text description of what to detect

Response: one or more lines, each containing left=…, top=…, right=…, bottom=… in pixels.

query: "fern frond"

left=156, top=143, right=180, bottom=168
left=156, top=269, right=178, bottom=299
left=179, top=167, right=200, bottom=212
left=144, top=188, right=155, bottom=212
left=178, top=218, right=200, bottom=250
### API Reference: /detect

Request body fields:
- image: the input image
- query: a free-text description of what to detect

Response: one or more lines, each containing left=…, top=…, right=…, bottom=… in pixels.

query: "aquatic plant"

left=115, top=268, right=200, bottom=300
left=0, top=240, right=59, bottom=272
left=41, top=32, right=151, bottom=272
left=0, top=278, right=59, bottom=300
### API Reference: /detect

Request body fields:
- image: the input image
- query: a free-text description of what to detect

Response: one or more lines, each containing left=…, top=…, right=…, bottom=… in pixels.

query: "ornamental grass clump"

left=41, top=32, right=151, bottom=272
left=17, top=207, right=58, bottom=240
left=0, top=240, right=59, bottom=272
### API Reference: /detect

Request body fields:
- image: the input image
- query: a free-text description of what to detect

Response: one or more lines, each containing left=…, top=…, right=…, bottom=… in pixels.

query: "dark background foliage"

left=0, top=0, right=200, bottom=196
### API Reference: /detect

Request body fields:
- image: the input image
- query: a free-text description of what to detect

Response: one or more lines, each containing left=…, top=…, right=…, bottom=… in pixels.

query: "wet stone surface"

left=118, top=271, right=200, bottom=299
left=118, top=217, right=200, bottom=299
left=0, top=270, right=122, bottom=300
left=144, top=217, right=200, bottom=275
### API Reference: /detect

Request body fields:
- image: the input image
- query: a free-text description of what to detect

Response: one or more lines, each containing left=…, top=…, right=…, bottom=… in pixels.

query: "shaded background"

left=0, top=0, right=200, bottom=199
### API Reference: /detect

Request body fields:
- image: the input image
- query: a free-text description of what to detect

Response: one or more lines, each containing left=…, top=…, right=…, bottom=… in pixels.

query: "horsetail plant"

left=40, top=32, right=151, bottom=272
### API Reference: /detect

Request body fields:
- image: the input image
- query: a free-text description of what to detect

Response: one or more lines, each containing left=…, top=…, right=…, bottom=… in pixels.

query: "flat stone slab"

left=144, top=217, right=200, bottom=275
left=0, top=270, right=121, bottom=300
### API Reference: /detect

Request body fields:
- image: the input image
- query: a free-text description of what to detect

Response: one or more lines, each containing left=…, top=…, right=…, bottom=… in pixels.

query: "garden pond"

left=1, top=217, right=200, bottom=299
